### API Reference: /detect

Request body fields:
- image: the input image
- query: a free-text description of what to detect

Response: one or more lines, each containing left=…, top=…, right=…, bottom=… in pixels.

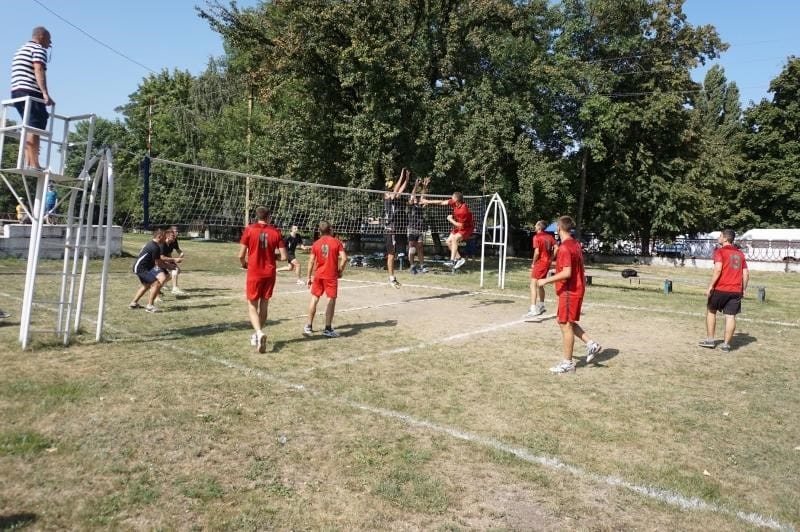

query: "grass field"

left=1, top=234, right=799, bottom=530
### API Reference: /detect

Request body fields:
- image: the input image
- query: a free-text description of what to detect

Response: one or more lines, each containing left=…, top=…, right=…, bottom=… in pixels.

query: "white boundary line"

left=306, top=317, right=529, bottom=372
left=0, top=291, right=793, bottom=530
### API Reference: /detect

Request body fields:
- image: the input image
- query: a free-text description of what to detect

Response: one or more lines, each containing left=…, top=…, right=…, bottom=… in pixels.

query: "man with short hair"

left=129, top=228, right=169, bottom=313
left=10, top=26, right=54, bottom=170
left=277, top=225, right=308, bottom=285
left=44, top=182, right=57, bottom=224
left=526, top=220, right=557, bottom=318
left=537, top=216, right=601, bottom=374
left=422, top=190, right=474, bottom=270
left=699, top=228, right=749, bottom=353
left=239, top=207, right=288, bottom=353
left=304, top=221, right=347, bottom=338
left=384, top=168, right=409, bottom=288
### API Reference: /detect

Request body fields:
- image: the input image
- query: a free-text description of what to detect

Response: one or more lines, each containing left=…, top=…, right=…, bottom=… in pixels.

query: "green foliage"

left=72, top=0, right=794, bottom=239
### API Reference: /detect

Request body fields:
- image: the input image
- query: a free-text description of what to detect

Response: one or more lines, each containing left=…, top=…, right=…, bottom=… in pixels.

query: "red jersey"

left=311, top=235, right=344, bottom=280
left=447, top=199, right=474, bottom=234
left=240, top=222, right=285, bottom=278
left=532, top=232, right=556, bottom=267
left=713, top=244, right=747, bottom=293
left=554, top=238, right=585, bottom=297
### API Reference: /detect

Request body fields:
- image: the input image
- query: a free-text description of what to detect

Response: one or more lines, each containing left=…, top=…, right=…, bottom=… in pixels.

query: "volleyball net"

left=131, top=157, right=491, bottom=238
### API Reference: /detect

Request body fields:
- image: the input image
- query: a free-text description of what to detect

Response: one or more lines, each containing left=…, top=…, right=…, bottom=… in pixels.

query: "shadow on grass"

left=182, top=287, right=233, bottom=295
left=270, top=320, right=398, bottom=352
left=732, top=332, right=757, bottom=349
left=405, top=291, right=473, bottom=303
left=469, top=298, right=515, bottom=307
left=167, top=303, right=232, bottom=312
left=582, top=347, right=620, bottom=367
left=0, top=512, right=37, bottom=529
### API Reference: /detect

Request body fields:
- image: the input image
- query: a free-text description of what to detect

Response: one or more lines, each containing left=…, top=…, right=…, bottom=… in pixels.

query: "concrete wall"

left=591, top=254, right=800, bottom=273
left=0, top=223, right=123, bottom=259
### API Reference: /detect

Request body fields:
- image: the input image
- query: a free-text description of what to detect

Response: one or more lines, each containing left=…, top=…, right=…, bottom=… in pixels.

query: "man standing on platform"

left=10, top=26, right=54, bottom=170
left=239, top=207, right=287, bottom=353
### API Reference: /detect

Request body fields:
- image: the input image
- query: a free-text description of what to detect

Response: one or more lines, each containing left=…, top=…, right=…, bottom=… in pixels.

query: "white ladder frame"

left=0, top=95, right=114, bottom=348
left=479, top=193, right=508, bottom=289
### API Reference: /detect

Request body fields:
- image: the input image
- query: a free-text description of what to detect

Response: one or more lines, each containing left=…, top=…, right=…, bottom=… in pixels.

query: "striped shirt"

left=11, top=41, right=47, bottom=93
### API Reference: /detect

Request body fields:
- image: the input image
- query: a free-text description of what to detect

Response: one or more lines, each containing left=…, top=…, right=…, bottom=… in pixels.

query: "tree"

left=739, top=56, right=800, bottom=228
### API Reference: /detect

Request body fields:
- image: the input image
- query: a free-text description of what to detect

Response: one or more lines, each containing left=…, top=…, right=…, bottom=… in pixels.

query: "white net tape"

left=139, top=158, right=491, bottom=239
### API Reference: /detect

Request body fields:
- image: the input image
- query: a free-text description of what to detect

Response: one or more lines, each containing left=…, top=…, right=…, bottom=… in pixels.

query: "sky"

left=1, top=0, right=797, bottom=121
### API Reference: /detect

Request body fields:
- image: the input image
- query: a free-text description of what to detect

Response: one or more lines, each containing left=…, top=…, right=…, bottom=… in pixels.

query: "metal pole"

left=19, top=172, right=48, bottom=348
left=244, top=83, right=253, bottom=227
left=141, top=155, right=150, bottom=229
left=96, top=149, right=114, bottom=341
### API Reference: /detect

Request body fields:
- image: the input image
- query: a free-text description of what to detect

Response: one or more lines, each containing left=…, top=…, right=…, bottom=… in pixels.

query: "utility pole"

left=244, top=81, right=254, bottom=227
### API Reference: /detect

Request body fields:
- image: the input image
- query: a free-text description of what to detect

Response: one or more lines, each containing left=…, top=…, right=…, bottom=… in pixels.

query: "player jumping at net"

left=407, top=177, right=430, bottom=274
left=422, top=190, right=474, bottom=270
left=699, top=228, right=749, bottom=353
left=239, top=206, right=288, bottom=353
left=526, top=220, right=557, bottom=318
left=384, top=167, right=410, bottom=288
left=536, top=216, right=601, bottom=374
left=129, top=228, right=169, bottom=313
left=277, top=225, right=308, bottom=285
left=304, top=221, right=347, bottom=338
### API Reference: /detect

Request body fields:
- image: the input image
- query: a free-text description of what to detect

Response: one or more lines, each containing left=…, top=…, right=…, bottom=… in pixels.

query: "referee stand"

left=0, top=95, right=115, bottom=349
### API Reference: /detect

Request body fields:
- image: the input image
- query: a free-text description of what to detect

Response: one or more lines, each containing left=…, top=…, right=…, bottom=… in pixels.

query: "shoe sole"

left=698, top=343, right=716, bottom=349
left=586, top=344, right=602, bottom=364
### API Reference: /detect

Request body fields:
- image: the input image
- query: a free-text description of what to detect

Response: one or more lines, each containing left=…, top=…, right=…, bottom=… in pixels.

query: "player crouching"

left=129, top=228, right=170, bottom=313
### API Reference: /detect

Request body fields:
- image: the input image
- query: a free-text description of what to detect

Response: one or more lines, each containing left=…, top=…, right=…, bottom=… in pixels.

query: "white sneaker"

left=256, top=331, right=268, bottom=353
left=145, top=304, right=159, bottom=313
left=453, top=258, right=466, bottom=270
left=323, top=328, right=340, bottom=338
left=549, top=360, right=576, bottom=374
left=585, top=341, right=602, bottom=364
left=390, top=278, right=401, bottom=289
left=250, top=333, right=257, bottom=347
left=171, top=288, right=188, bottom=296
left=303, top=324, right=313, bottom=336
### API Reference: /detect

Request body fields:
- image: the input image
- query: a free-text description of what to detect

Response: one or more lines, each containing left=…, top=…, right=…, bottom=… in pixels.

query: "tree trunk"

left=575, top=147, right=589, bottom=240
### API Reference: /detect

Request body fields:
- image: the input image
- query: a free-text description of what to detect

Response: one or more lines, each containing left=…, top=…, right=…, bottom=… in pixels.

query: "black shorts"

left=12, top=89, right=49, bottom=130
left=385, top=233, right=408, bottom=255
left=136, top=267, right=164, bottom=286
left=287, top=253, right=297, bottom=263
left=407, top=232, right=424, bottom=244
left=707, top=291, right=742, bottom=315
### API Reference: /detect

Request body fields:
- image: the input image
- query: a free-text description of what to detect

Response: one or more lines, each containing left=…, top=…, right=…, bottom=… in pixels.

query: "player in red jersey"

left=304, top=221, right=347, bottom=338
left=423, top=191, right=473, bottom=270
left=699, top=229, right=749, bottom=353
left=239, top=206, right=288, bottom=353
left=536, top=216, right=601, bottom=374
left=526, top=220, right=557, bottom=318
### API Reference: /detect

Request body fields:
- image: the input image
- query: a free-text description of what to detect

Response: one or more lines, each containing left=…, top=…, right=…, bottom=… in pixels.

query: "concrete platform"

left=0, top=223, right=123, bottom=259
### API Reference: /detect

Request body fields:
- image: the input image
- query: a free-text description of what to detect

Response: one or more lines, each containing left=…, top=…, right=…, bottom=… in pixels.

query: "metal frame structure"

left=479, top=193, right=508, bottom=289
left=0, top=95, right=114, bottom=348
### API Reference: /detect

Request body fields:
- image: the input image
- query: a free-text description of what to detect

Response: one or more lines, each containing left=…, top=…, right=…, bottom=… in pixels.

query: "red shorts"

left=450, top=229, right=472, bottom=241
left=246, top=275, right=276, bottom=301
left=531, top=262, right=549, bottom=279
left=311, top=277, right=338, bottom=299
left=557, top=294, right=583, bottom=323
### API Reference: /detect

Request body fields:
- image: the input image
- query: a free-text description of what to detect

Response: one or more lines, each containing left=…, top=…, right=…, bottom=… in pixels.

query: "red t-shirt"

left=713, top=245, right=747, bottom=293
left=447, top=199, right=474, bottom=234
left=311, top=235, right=344, bottom=280
left=240, top=222, right=286, bottom=278
left=532, top=232, right=556, bottom=267
left=554, top=238, right=585, bottom=297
